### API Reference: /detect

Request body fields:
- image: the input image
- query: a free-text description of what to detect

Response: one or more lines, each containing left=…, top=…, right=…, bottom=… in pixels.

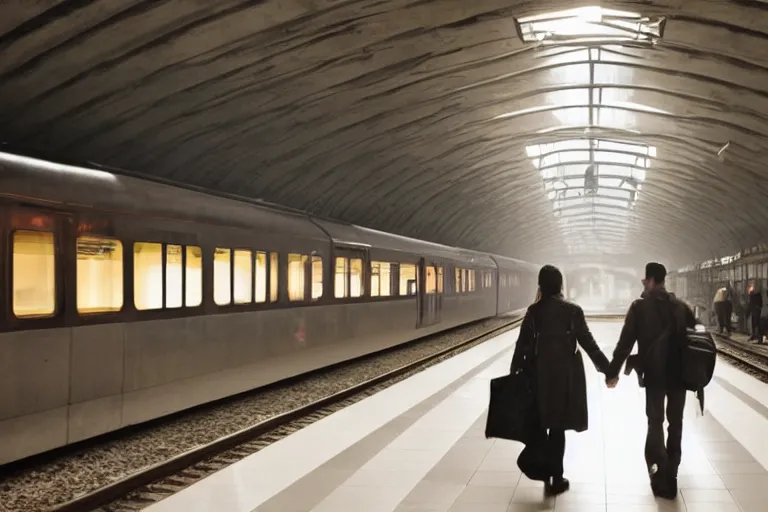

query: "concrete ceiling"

left=1, top=0, right=767, bottom=268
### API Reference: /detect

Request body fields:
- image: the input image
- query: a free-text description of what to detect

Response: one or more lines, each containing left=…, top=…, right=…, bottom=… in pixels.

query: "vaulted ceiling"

left=1, top=0, right=767, bottom=268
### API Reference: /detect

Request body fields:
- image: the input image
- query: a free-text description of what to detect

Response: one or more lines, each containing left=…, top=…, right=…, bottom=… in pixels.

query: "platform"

left=145, top=322, right=768, bottom=512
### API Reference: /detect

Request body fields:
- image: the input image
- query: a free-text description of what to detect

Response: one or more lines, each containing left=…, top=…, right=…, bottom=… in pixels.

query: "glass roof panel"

left=515, top=8, right=664, bottom=255
left=516, top=6, right=664, bottom=45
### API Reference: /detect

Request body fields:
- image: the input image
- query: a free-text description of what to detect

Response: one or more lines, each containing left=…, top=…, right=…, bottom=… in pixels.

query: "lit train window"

left=425, top=266, right=437, bottom=294
left=255, top=252, right=267, bottom=303
left=400, top=264, right=417, bottom=296
left=350, top=258, right=363, bottom=298
left=455, top=268, right=461, bottom=293
left=214, top=248, right=232, bottom=306
left=77, top=236, right=123, bottom=313
left=166, top=245, right=183, bottom=308
left=288, top=253, right=307, bottom=301
left=371, top=261, right=392, bottom=297
left=185, top=246, right=203, bottom=307
left=234, top=249, right=253, bottom=304
left=312, top=256, right=323, bottom=300
left=468, top=270, right=476, bottom=292
left=335, top=257, right=349, bottom=298
left=461, top=269, right=468, bottom=292
left=13, top=230, right=56, bottom=318
left=270, top=252, right=279, bottom=302
left=437, top=267, right=444, bottom=294
left=134, top=242, right=163, bottom=310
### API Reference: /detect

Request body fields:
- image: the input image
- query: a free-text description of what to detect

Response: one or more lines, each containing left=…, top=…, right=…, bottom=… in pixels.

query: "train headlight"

left=694, top=324, right=707, bottom=333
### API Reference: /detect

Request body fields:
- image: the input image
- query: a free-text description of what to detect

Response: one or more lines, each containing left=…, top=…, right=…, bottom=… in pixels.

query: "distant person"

left=604, top=262, right=696, bottom=499
left=713, top=286, right=730, bottom=335
left=748, top=284, right=763, bottom=343
left=510, top=265, right=610, bottom=496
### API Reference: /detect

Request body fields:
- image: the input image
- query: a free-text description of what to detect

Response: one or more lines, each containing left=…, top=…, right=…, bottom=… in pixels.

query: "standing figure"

left=605, top=263, right=696, bottom=499
left=510, top=265, right=610, bottom=496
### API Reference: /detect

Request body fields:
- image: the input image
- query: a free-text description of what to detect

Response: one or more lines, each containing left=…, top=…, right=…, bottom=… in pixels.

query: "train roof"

left=489, top=253, right=540, bottom=273
left=0, top=152, right=327, bottom=241
left=312, top=218, right=496, bottom=266
left=0, top=151, right=537, bottom=269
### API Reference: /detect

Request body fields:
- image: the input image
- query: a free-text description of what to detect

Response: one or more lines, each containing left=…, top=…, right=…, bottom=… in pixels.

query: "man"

left=748, top=284, right=763, bottom=343
left=605, top=262, right=696, bottom=499
left=713, top=286, right=729, bottom=334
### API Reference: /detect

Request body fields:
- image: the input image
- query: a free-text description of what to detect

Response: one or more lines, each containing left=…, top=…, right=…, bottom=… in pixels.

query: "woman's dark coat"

left=511, top=296, right=609, bottom=432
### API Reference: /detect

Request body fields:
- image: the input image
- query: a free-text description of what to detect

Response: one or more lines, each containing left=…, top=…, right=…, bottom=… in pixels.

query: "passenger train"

left=0, top=152, right=538, bottom=465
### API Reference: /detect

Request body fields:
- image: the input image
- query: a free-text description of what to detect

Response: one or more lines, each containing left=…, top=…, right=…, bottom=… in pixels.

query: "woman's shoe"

left=545, top=477, right=570, bottom=496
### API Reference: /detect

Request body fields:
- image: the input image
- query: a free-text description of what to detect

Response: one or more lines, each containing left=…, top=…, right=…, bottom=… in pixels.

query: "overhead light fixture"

left=515, top=6, right=666, bottom=45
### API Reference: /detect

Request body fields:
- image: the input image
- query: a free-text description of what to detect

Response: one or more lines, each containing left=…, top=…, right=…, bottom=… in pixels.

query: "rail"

left=52, top=316, right=523, bottom=512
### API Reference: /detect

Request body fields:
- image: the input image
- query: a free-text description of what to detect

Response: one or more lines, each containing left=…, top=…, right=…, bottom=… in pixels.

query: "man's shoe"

left=545, top=477, right=570, bottom=496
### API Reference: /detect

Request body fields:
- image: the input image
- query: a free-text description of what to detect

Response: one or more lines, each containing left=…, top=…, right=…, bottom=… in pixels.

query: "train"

left=669, top=246, right=768, bottom=330
left=0, top=151, right=539, bottom=465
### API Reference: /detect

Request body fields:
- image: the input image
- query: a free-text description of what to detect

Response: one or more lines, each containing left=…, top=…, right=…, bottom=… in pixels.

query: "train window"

left=214, top=248, right=232, bottom=306
left=312, top=256, right=323, bottom=300
left=400, top=263, right=417, bottom=296
left=234, top=249, right=253, bottom=304
left=165, top=245, right=183, bottom=309
left=335, top=257, right=349, bottom=298
left=185, top=246, right=203, bottom=307
left=13, top=230, right=56, bottom=318
left=76, top=236, right=123, bottom=314
left=437, top=267, right=444, bottom=293
left=426, top=266, right=437, bottom=294
left=371, top=261, right=392, bottom=297
left=350, top=258, right=363, bottom=298
left=288, top=253, right=307, bottom=301
left=455, top=268, right=462, bottom=294
left=270, top=252, right=279, bottom=302
left=255, top=252, right=267, bottom=303
left=134, top=242, right=163, bottom=310
left=461, top=269, right=468, bottom=292
left=468, top=270, right=476, bottom=292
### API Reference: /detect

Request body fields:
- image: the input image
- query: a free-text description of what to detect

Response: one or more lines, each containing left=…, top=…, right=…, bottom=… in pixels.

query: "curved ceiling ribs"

left=0, top=0, right=767, bottom=267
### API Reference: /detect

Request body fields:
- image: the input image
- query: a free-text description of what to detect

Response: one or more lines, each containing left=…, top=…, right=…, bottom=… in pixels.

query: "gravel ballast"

left=0, top=317, right=518, bottom=512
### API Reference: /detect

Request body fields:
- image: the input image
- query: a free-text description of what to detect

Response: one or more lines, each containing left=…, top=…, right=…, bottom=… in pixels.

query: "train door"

left=418, top=258, right=442, bottom=327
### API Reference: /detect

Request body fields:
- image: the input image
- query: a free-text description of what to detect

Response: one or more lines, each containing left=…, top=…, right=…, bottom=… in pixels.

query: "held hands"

left=605, top=376, right=619, bottom=389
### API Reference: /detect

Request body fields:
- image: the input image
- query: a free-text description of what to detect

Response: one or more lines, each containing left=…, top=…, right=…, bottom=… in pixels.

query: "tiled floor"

left=145, top=322, right=768, bottom=512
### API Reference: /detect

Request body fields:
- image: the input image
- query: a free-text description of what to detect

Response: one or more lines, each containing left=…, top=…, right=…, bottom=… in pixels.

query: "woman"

left=510, top=265, right=609, bottom=495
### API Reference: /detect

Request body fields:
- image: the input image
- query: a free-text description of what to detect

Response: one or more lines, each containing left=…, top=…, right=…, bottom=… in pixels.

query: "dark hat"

left=645, top=262, right=666, bottom=283
left=538, top=264, right=563, bottom=297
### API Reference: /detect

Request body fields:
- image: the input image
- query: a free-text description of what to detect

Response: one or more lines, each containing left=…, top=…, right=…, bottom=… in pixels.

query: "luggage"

left=517, top=431, right=554, bottom=481
left=681, top=328, right=717, bottom=412
left=485, top=370, right=536, bottom=443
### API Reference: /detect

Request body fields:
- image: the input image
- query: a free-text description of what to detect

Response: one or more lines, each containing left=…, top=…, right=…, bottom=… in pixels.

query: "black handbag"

left=517, top=431, right=555, bottom=481
left=485, top=369, right=536, bottom=443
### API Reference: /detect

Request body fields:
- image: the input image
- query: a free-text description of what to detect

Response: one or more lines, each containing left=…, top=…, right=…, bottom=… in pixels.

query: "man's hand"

left=606, top=376, right=619, bottom=389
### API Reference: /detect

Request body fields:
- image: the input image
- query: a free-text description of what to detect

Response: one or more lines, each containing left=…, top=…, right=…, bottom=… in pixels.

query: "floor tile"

left=468, top=470, right=522, bottom=487
left=679, top=489, right=736, bottom=503
left=454, top=485, right=516, bottom=504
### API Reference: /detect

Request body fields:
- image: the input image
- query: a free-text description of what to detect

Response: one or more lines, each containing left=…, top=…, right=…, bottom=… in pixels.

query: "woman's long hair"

left=538, top=265, right=564, bottom=299
left=533, top=288, right=542, bottom=304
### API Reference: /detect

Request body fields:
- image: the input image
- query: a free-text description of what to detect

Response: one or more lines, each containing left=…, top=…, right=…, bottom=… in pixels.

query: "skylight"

left=516, top=6, right=665, bottom=44
left=526, top=138, right=655, bottom=255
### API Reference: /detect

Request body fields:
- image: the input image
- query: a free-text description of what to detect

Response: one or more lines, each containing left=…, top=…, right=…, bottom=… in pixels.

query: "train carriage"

left=0, top=152, right=539, bottom=464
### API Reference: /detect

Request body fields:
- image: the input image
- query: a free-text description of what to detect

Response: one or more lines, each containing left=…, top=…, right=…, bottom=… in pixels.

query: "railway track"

left=713, top=333, right=768, bottom=378
left=49, top=316, right=523, bottom=512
